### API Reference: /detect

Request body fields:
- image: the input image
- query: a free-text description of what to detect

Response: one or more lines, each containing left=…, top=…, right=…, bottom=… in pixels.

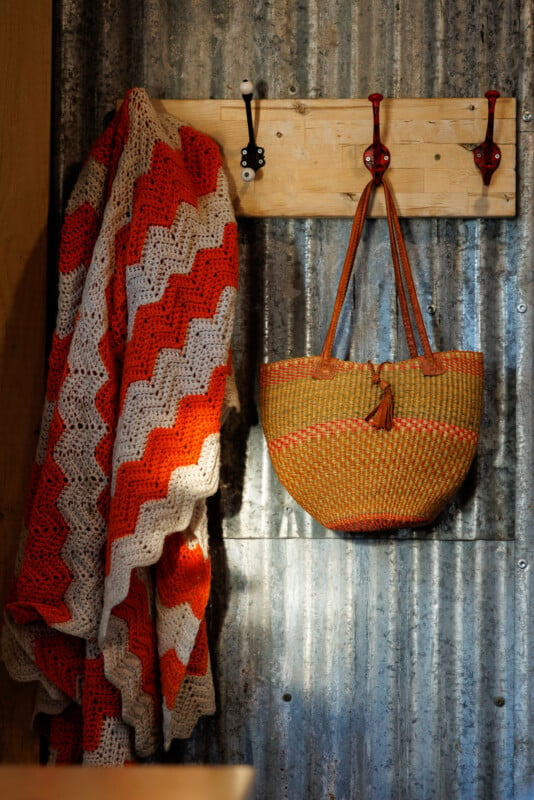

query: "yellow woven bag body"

left=259, top=179, right=484, bottom=532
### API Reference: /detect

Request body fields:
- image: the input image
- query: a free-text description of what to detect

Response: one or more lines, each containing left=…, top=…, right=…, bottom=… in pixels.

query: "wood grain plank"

left=0, top=765, right=256, bottom=800
left=149, top=97, right=516, bottom=217
left=0, top=0, right=51, bottom=764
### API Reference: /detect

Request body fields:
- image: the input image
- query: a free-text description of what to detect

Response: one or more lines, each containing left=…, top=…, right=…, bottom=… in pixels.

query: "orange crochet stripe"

left=156, top=529, right=211, bottom=620
left=269, top=415, right=479, bottom=452
left=117, top=224, right=238, bottom=401
left=106, top=364, right=229, bottom=556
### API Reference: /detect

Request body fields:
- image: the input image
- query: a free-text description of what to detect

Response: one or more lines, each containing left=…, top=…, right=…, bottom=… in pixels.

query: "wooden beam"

left=0, top=0, right=51, bottom=763
left=150, top=97, right=516, bottom=217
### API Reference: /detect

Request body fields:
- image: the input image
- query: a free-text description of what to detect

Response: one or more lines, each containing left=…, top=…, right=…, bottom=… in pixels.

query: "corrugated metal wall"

left=52, top=1, right=533, bottom=797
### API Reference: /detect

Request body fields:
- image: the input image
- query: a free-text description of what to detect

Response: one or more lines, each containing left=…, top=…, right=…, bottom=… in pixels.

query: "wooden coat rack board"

left=149, top=97, right=516, bottom=217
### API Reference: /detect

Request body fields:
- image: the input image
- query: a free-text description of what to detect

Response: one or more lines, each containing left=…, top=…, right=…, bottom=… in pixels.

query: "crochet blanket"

left=2, top=88, right=239, bottom=764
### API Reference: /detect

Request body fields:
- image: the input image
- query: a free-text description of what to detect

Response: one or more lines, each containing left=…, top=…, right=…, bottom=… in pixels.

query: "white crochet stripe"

left=103, top=606, right=161, bottom=758
left=82, top=715, right=134, bottom=766
left=99, top=438, right=220, bottom=645
left=55, top=263, right=87, bottom=340
left=156, top=599, right=203, bottom=666
left=163, top=666, right=216, bottom=748
left=157, top=108, right=187, bottom=149
left=112, top=286, right=236, bottom=493
left=34, top=683, right=71, bottom=720
left=65, top=156, right=108, bottom=216
left=128, top=88, right=183, bottom=154
left=125, top=173, right=234, bottom=341
left=186, top=499, right=210, bottom=558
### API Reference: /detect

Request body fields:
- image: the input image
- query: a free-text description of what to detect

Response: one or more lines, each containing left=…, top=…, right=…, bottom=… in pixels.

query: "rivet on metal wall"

left=518, top=559, right=528, bottom=570
left=427, top=304, right=437, bottom=315
left=494, top=696, right=506, bottom=707
left=282, top=692, right=292, bottom=702
left=522, top=111, right=532, bottom=123
left=517, top=303, right=527, bottom=313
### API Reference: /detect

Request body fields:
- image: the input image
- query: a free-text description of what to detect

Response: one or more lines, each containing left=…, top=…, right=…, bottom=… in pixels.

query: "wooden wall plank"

left=151, top=97, right=516, bottom=217
left=0, top=0, right=52, bottom=763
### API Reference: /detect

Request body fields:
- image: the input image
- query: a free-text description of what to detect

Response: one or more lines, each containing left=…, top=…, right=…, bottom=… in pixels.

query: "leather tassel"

left=365, top=383, right=394, bottom=430
left=365, top=362, right=395, bottom=430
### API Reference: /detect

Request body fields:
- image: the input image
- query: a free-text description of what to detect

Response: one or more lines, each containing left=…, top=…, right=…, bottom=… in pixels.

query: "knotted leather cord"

left=315, top=177, right=443, bottom=378
left=365, top=361, right=395, bottom=430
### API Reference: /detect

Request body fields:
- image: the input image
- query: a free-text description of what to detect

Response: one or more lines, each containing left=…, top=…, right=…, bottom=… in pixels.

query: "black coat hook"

left=474, top=90, right=502, bottom=187
left=239, top=79, right=266, bottom=182
left=363, top=93, right=391, bottom=185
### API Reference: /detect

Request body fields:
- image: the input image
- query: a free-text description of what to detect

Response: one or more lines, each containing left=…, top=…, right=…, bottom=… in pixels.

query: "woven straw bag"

left=259, top=178, right=484, bottom=532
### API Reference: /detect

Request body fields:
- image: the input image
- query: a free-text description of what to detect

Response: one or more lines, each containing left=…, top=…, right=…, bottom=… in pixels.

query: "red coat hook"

left=474, top=90, right=502, bottom=187
left=363, top=93, right=391, bottom=184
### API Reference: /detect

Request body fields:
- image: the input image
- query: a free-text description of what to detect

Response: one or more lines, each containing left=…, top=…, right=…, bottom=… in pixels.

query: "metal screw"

left=518, top=559, right=528, bottom=570
left=517, top=303, right=527, bottom=313
left=427, top=304, right=437, bottom=315
left=523, top=111, right=532, bottom=123
left=494, top=696, right=506, bottom=707
left=384, top=155, right=390, bottom=161
left=495, top=153, right=501, bottom=159
left=282, top=692, right=292, bottom=702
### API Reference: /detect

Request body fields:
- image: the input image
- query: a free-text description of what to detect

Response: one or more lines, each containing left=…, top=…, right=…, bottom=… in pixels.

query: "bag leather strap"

left=314, top=178, right=445, bottom=379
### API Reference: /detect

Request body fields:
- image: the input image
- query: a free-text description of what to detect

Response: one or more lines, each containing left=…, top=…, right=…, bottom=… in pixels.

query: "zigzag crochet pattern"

left=2, top=88, right=239, bottom=764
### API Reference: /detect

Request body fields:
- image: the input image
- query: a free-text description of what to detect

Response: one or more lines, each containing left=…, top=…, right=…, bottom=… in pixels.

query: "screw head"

left=517, top=303, right=527, bottom=313
left=523, top=111, right=533, bottom=123
left=518, top=559, right=528, bottom=570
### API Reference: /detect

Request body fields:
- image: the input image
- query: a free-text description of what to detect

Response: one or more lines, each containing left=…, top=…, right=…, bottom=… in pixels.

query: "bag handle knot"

left=365, top=362, right=395, bottom=430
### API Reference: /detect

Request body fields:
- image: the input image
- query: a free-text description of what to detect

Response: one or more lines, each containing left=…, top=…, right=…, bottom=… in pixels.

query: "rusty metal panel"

left=47, top=0, right=534, bottom=797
